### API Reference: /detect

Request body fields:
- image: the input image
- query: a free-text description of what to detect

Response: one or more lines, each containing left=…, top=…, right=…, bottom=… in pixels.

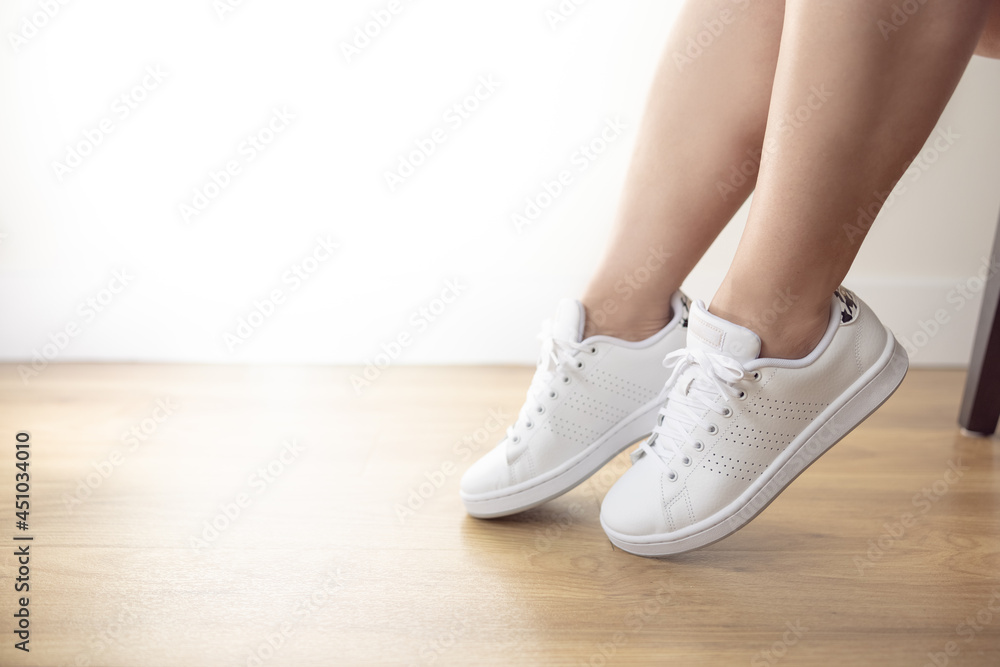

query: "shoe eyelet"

left=751, top=371, right=761, bottom=382
left=681, top=456, right=692, bottom=467
left=706, top=424, right=718, bottom=435
left=738, top=390, right=747, bottom=401
left=512, top=435, right=521, bottom=444
left=535, top=405, right=545, bottom=415
left=589, top=347, right=597, bottom=355
left=576, top=361, right=584, bottom=370
left=549, top=390, right=558, bottom=400
left=693, top=441, right=704, bottom=452
left=562, top=376, right=571, bottom=384
left=667, top=470, right=678, bottom=482
left=722, top=407, right=733, bottom=418
left=526, top=421, right=534, bottom=429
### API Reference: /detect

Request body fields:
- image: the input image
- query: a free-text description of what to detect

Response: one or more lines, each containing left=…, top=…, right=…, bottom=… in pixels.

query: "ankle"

left=757, top=315, right=828, bottom=359
left=709, top=297, right=829, bottom=360
left=581, top=304, right=673, bottom=342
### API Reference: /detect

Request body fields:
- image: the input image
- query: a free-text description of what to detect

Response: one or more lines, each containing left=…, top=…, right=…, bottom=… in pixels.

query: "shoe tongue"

left=687, top=300, right=761, bottom=363
left=552, top=299, right=585, bottom=343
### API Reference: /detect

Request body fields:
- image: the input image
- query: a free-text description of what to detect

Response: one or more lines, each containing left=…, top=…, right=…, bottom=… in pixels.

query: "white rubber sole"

left=461, top=399, right=662, bottom=519
left=602, top=330, right=910, bottom=557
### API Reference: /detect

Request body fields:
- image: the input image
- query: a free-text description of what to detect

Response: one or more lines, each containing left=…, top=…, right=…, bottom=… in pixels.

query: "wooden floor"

left=0, top=365, right=998, bottom=666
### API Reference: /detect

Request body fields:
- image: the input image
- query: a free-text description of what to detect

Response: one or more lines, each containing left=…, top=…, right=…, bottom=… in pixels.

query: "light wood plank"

left=0, top=365, right=998, bottom=666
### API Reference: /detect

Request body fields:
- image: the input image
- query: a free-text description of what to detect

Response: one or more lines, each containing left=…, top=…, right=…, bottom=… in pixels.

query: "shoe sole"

left=601, top=328, right=910, bottom=556
left=461, top=399, right=663, bottom=518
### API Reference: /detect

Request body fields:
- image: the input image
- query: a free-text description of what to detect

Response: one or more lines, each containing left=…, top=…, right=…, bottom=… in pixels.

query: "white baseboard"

left=0, top=271, right=987, bottom=368
left=844, top=278, right=986, bottom=368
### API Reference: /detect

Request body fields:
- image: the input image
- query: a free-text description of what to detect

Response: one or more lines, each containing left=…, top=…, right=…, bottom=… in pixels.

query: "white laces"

left=638, top=348, right=748, bottom=478
left=505, top=319, right=589, bottom=456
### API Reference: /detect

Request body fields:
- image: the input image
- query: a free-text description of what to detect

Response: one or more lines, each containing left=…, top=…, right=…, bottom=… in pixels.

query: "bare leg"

left=976, top=0, right=1000, bottom=57
left=582, top=0, right=785, bottom=341
left=711, top=0, right=993, bottom=358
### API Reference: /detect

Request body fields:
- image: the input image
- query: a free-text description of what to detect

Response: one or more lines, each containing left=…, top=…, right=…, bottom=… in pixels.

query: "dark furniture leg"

left=959, top=215, right=1000, bottom=436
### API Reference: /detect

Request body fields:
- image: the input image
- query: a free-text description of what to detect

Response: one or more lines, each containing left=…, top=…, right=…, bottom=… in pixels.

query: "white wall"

left=1, top=0, right=999, bottom=372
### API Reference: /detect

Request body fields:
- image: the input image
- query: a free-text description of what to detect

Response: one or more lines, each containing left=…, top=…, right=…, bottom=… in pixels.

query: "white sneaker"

left=600, top=288, right=909, bottom=556
left=461, top=291, right=690, bottom=518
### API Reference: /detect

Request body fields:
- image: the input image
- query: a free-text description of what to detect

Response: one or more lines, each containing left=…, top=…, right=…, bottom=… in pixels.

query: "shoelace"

left=505, top=320, right=589, bottom=458
left=637, top=348, right=748, bottom=479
